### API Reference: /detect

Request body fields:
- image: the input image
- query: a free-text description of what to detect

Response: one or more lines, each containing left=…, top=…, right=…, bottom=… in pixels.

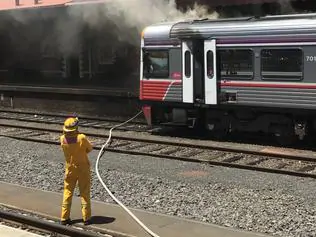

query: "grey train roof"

left=143, top=21, right=178, bottom=43
left=143, top=13, right=316, bottom=41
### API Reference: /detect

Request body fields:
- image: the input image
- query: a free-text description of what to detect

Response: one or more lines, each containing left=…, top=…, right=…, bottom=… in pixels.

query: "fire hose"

left=95, top=110, right=161, bottom=237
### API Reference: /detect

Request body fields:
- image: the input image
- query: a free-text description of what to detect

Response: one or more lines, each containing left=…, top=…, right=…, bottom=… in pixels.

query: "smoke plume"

left=66, top=0, right=218, bottom=44
left=68, top=0, right=218, bottom=30
left=4, top=0, right=218, bottom=57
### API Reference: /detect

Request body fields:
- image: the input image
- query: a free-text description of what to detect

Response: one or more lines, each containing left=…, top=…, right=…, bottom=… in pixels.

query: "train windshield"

left=143, top=50, right=169, bottom=78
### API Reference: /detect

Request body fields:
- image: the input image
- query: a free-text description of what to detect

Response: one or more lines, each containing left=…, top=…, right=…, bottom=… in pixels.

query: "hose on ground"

left=95, top=110, right=161, bottom=237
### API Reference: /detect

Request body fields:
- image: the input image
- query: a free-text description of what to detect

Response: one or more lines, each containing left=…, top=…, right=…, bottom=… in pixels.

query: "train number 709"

left=306, top=56, right=316, bottom=62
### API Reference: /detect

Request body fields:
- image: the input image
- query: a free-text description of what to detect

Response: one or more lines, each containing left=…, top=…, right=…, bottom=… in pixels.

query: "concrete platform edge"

left=0, top=181, right=272, bottom=237
left=0, top=202, right=136, bottom=237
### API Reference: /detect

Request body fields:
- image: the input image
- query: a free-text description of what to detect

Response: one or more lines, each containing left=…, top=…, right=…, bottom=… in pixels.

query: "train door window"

left=143, top=50, right=169, bottom=78
left=218, top=49, right=253, bottom=79
left=184, top=50, right=191, bottom=77
left=261, top=49, right=303, bottom=80
left=206, top=50, right=214, bottom=79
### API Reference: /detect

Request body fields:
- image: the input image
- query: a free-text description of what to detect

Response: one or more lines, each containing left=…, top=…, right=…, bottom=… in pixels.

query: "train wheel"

left=206, top=122, right=229, bottom=140
left=274, top=127, right=297, bottom=146
left=211, top=129, right=229, bottom=140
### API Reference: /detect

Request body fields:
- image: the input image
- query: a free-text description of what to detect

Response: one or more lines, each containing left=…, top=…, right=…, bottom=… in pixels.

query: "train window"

left=184, top=51, right=191, bottom=77
left=143, top=50, right=169, bottom=78
left=218, top=49, right=253, bottom=79
left=206, top=50, right=214, bottom=79
left=261, top=49, right=302, bottom=80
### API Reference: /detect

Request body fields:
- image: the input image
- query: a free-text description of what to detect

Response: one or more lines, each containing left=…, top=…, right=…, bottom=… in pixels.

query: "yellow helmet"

left=63, top=117, right=79, bottom=132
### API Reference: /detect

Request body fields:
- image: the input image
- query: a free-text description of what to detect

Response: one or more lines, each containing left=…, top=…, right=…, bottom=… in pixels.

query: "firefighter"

left=60, top=117, right=93, bottom=225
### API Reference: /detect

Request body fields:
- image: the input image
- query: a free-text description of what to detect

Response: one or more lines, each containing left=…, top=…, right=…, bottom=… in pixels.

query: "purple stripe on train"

left=218, top=36, right=316, bottom=44
left=145, top=35, right=316, bottom=45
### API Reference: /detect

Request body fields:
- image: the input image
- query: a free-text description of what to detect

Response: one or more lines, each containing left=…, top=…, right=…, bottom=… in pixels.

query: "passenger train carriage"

left=139, top=13, right=316, bottom=145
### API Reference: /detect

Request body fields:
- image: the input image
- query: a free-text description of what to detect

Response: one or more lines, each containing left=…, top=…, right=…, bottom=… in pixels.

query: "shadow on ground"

left=71, top=216, right=115, bottom=225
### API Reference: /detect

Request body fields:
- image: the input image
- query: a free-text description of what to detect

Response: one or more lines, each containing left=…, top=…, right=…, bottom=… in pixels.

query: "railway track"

left=1, top=119, right=316, bottom=179
left=0, top=109, right=148, bottom=133
left=0, top=205, right=114, bottom=237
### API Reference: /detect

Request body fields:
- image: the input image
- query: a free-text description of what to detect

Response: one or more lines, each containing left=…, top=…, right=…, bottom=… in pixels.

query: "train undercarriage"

left=142, top=104, right=312, bottom=146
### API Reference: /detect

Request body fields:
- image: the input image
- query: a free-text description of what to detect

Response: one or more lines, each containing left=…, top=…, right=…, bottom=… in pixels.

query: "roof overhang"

left=65, top=0, right=108, bottom=6
left=0, top=0, right=283, bottom=12
left=0, top=0, right=71, bottom=11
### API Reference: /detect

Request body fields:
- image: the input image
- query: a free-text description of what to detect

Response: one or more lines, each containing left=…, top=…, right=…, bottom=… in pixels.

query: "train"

left=139, top=13, right=316, bottom=145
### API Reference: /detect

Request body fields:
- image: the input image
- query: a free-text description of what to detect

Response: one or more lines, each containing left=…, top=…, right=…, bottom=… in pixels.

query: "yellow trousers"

left=61, top=167, right=91, bottom=221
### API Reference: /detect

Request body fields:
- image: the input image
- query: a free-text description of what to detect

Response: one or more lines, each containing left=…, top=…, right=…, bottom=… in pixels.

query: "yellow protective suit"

left=60, top=132, right=93, bottom=222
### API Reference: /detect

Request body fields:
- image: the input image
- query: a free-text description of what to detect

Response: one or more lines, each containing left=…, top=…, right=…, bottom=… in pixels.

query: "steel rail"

left=0, top=110, right=148, bottom=133
left=1, top=123, right=316, bottom=179
left=0, top=108, right=147, bottom=125
left=0, top=122, right=315, bottom=163
left=1, top=109, right=315, bottom=161
left=0, top=209, right=104, bottom=237
left=0, top=116, right=147, bottom=133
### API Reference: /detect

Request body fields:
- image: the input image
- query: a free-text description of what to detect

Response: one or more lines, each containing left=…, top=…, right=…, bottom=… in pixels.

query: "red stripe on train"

left=140, top=80, right=181, bottom=101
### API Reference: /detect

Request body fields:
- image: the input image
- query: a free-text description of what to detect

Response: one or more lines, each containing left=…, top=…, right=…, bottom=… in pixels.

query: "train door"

left=204, top=39, right=217, bottom=105
left=192, top=40, right=205, bottom=104
left=182, top=40, right=205, bottom=104
left=182, top=41, right=193, bottom=103
left=182, top=39, right=217, bottom=105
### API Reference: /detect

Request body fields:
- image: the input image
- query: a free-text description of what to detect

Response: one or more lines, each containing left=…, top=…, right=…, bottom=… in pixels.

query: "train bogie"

left=143, top=105, right=311, bottom=142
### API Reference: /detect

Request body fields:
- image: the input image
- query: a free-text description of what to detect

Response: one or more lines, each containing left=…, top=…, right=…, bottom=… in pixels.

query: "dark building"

left=176, top=0, right=316, bottom=16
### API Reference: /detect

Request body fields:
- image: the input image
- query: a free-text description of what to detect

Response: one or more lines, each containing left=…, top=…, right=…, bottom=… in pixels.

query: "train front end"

left=139, top=23, right=184, bottom=127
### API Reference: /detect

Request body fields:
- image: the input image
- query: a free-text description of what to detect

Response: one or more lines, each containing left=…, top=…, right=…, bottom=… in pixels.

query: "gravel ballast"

left=0, top=137, right=316, bottom=237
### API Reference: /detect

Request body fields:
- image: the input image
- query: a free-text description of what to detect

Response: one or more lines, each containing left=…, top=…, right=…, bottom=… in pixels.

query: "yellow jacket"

left=60, top=133, right=93, bottom=168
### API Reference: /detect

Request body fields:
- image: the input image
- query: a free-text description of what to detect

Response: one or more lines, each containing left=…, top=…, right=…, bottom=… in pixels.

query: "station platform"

left=0, top=182, right=272, bottom=237
left=0, top=223, right=42, bottom=237
left=0, top=84, right=138, bottom=98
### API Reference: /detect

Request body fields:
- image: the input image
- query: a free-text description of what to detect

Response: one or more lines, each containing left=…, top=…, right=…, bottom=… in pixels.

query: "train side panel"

left=219, top=45, right=316, bottom=109
left=141, top=43, right=316, bottom=109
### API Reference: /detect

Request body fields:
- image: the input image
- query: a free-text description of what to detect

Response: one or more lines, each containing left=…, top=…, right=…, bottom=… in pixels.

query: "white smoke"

left=68, top=0, right=218, bottom=30
left=278, top=0, right=295, bottom=14
left=5, top=0, right=219, bottom=56
left=48, top=0, right=220, bottom=54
